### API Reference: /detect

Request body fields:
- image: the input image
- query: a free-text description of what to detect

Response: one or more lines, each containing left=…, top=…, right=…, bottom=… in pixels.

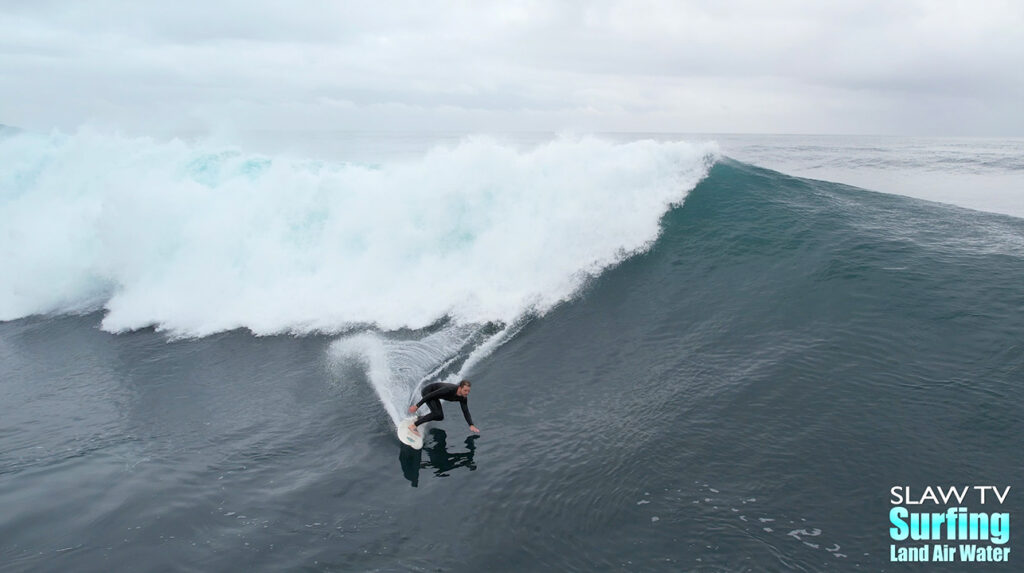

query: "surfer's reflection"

left=399, top=428, right=478, bottom=487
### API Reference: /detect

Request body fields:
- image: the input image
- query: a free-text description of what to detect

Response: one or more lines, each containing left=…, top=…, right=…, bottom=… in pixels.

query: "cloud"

left=1, top=0, right=1021, bottom=134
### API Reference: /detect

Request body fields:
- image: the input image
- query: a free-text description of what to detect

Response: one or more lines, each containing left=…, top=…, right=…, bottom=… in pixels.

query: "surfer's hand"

left=408, top=405, right=417, bottom=414
left=469, top=425, right=480, bottom=433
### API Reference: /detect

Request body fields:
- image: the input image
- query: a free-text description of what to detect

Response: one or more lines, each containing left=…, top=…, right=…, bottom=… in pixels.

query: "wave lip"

left=0, top=131, right=717, bottom=337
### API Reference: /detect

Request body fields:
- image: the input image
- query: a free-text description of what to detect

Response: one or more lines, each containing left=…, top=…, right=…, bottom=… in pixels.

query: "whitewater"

left=0, top=131, right=717, bottom=337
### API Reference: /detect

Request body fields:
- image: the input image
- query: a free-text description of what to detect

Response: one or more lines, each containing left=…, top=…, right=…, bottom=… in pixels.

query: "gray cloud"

left=1, top=0, right=1021, bottom=135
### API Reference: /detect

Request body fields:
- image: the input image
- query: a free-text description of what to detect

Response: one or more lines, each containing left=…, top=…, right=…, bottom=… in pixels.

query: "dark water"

left=2, top=160, right=1022, bottom=572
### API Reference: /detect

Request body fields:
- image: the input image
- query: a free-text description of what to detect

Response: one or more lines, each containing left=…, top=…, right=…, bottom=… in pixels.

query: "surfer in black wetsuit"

left=407, top=379, right=480, bottom=437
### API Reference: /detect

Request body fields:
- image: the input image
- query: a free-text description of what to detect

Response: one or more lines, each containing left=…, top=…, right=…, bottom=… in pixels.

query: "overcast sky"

left=2, top=1, right=1022, bottom=135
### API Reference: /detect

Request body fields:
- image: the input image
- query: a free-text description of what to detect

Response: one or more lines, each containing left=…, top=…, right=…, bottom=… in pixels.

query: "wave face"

left=444, top=159, right=1024, bottom=570
left=0, top=131, right=716, bottom=336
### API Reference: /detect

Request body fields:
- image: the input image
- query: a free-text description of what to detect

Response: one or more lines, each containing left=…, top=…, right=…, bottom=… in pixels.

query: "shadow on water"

left=398, top=429, right=478, bottom=487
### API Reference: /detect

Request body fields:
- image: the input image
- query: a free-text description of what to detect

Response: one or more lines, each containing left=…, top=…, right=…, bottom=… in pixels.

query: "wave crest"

left=0, top=130, right=717, bottom=337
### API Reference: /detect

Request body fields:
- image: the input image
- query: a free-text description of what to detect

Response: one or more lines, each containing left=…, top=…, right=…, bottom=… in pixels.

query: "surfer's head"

left=457, top=379, right=471, bottom=397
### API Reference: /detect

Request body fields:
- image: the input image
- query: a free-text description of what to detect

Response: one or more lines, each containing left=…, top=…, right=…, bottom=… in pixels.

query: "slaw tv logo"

left=889, top=485, right=1011, bottom=564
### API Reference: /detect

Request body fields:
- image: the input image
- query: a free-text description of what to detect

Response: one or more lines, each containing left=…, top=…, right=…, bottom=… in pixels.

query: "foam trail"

left=0, top=129, right=717, bottom=337
left=455, top=319, right=527, bottom=378
left=328, top=324, right=483, bottom=424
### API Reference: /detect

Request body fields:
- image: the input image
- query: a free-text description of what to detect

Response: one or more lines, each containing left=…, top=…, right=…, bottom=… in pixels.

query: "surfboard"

left=396, top=416, right=423, bottom=449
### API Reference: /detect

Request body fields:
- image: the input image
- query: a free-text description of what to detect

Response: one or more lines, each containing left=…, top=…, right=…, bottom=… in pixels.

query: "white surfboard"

left=396, top=416, right=423, bottom=449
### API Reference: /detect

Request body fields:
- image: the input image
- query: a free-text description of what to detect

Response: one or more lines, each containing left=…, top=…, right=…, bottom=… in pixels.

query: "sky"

left=2, top=0, right=1023, bottom=135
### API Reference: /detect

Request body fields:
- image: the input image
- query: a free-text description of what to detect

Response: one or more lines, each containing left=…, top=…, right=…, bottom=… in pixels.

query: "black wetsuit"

left=414, top=382, right=473, bottom=427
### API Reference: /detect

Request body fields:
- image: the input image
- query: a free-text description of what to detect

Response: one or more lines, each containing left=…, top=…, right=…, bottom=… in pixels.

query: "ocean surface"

left=1, top=131, right=1022, bottom=572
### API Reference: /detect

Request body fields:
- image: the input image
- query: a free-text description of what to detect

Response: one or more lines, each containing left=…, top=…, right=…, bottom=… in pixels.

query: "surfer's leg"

left=414, top=399, right=444, bottom=427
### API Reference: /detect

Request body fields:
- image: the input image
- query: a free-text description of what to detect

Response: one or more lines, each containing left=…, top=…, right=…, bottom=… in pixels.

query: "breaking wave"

left=0, top=129, right=716, bottom=337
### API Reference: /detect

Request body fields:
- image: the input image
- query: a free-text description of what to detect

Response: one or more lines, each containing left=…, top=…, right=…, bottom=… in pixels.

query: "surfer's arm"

left=460, top=400, right=474, bottom=426
left=415, top=387, right=450, bottom=407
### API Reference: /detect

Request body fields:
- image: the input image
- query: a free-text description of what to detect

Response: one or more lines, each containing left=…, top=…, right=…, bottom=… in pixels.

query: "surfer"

left=407, top=380, right=480, bottom=436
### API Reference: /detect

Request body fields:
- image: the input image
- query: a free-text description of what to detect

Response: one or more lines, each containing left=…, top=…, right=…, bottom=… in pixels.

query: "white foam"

left=0, top=129, right=717, bottom=336
left=327, top=324, right=482, bottom=424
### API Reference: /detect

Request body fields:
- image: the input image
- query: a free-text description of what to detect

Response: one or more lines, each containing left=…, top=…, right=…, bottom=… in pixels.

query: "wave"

left=0, top=130, right=717, bottom=337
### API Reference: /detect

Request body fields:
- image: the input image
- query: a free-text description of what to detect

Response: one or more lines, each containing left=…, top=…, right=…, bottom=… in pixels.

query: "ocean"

left=1, top=131, right=1022, bottom=572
